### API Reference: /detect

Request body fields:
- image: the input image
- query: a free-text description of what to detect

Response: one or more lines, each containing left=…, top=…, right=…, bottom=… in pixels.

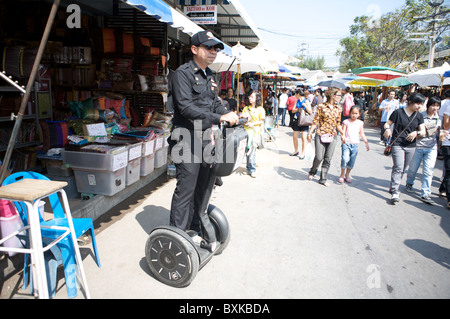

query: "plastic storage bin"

left=47, top=174, right=80, bottom=199
left=128, top=142, right=142, bottom=161
left=46, top=159, right=73, bottom=176
left=73, top=168, right=126, bottom=196
left=140, top=153, right=155, bottom=176
left=154, top=136, right=164, bottom=152
left=154, top=146, right=168, bottom=168
left=142, top=139, right=155, bottom=157
left=61, top=146, right=128, bottom=172
left=126, top=158, right=141, bottom=186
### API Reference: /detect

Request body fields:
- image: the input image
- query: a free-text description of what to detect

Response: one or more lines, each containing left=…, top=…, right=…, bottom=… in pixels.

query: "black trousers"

left=170, top=159, right=217, bottom=243
left=440, top=146, right=450, bottom=201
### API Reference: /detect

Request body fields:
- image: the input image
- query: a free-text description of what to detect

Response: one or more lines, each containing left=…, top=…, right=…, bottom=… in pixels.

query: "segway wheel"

left=208, top=205, right=231, bottom=255
left=145, top=229, right=199, bottom=288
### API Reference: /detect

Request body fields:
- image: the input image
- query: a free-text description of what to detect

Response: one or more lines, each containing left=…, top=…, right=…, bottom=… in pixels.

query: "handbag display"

left=298, top=109, right=314, bottom=126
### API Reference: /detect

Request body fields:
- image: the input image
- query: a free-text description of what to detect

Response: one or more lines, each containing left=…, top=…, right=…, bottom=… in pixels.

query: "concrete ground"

left=2, top=124, right=450, bottom=300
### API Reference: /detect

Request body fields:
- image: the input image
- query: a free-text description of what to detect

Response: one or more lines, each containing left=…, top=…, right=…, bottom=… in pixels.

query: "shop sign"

left=183, top=5, right=217, bottom=25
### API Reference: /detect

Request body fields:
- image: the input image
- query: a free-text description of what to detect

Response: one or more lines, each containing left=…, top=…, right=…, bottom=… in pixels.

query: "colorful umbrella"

left=378, top=77, right=415, bottom=87
left=357, top=70, right=405, bottom=81
left=316, top=79, right=347, bottom=89
left=352, top=66, right=406, bottom=75
left=347, top=77, right=384, bottom=86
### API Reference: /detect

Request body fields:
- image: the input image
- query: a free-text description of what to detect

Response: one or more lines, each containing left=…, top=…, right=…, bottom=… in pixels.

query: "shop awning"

left=121, top=0, right=233, bottom=56
left=178, top=0, right=231, bottom=4
left=164, top=0, right=262, bottom=49
left=121, top=0, right=174, bottom=24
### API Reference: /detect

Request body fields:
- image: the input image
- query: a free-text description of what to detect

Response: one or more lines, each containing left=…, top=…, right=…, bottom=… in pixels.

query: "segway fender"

left=207, top=205, right=229, bottom=244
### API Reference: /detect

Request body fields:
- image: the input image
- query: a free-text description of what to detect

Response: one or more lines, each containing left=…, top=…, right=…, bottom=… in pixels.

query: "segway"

left=145, top=119, right=248, bottom=288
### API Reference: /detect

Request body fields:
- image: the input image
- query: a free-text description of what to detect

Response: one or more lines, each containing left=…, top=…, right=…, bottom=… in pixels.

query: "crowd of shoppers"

left=237, top=84, right=448, bottom=210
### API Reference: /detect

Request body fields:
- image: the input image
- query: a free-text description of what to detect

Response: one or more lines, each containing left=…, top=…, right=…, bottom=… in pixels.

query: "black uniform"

left=169, top=59, right=230, bottom=242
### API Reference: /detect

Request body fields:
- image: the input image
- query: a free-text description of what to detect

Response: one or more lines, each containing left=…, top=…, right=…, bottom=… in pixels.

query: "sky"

left=238, top=0, right=444, bottom=68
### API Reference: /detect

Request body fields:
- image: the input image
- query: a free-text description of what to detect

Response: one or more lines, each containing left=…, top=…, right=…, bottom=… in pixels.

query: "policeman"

left=169, top=30, right=242, bottom=251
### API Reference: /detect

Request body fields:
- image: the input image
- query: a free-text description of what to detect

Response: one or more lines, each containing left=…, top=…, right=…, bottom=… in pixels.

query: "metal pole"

left=0, top=0, right=61, bottom=184
left=428, top=5, right=441, bottom=68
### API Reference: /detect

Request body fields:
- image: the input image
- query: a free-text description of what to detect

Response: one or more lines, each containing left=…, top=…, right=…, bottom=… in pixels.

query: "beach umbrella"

left=352, top=66, right=406, bottom=75
left=316, top=79, right=347, bottom=89
left=209, top=42, right=276, bottom=74
left=248, top=43, right=280, bottom=73
left=278, top=65, right=292, bottom=73
left=407, top=62, right=450, bottom=87
left=347, top=77, right=385, bottom=86
left=263, top=72, right=304, bottom=81
left=357, top=70, right=405, bottom=81
left=378, top=77, right=414, bottom=87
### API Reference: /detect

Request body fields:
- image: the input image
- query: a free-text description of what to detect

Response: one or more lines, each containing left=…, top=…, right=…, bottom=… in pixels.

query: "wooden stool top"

left=0, top=179, right=68, bottom=202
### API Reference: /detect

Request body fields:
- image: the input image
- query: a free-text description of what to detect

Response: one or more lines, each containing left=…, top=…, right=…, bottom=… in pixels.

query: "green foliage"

left=337, top=0, right=450, bottom=72
left=294, top=55, right=325, bottom=70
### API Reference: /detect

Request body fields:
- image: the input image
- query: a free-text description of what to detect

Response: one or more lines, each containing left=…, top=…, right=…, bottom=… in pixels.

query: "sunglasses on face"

left=201, top=44, right=221, bottom=52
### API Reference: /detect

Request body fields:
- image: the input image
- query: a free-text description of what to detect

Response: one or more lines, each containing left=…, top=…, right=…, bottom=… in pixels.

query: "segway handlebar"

left=221, top=118, right=248, bottom=128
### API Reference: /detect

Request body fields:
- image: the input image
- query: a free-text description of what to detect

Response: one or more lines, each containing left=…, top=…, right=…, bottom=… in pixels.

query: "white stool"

left=0, top=179, right=90, bottom=299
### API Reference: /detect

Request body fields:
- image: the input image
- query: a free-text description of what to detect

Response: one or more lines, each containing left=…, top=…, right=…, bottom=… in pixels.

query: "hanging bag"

left=298, top=108, right=314, bottom=126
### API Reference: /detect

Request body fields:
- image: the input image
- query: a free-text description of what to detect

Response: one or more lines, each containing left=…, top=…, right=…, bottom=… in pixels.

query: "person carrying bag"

left=383, top=92, right=426, bottom=204
left=307, top=88, right=344, bottom=186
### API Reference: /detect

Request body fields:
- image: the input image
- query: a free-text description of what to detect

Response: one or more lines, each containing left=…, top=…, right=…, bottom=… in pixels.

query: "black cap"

left=190, top=31, right=224, bottom=50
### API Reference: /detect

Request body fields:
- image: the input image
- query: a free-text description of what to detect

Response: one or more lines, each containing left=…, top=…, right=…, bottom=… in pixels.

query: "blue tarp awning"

left=122, top=0, right=174, bottom=24
left=121, top=0, right=234, bottom=57
left=179, top=0, right=230, bottom=5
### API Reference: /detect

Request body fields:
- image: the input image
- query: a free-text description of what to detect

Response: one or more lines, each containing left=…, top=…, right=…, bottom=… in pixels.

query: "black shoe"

left=405, top=184, right=413, bottom=193
left=290, top=152, right=299, bottom=157
left=420, top=196, right=434, bottom=205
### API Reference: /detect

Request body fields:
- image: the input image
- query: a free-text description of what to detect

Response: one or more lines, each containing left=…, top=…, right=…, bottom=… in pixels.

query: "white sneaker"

left=391, top=194, right=399, bottom=204
left=250, top=172, right=256, bottom=178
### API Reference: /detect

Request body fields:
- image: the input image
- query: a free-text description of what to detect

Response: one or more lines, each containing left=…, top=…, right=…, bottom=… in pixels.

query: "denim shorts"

left=341, top=143, right=359, bottom=170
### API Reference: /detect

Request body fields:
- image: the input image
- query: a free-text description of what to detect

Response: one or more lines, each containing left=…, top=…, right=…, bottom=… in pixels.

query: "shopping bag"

left=305, top=142, right=315, bottom=162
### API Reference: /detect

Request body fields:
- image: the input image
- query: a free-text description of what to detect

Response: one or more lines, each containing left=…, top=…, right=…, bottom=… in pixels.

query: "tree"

left=337, top=0, right=450, bottom=72
left=292, top=55, right=325, bottom=70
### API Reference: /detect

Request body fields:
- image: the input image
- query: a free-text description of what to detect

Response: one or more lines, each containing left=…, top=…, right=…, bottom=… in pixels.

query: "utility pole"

left=297, top=42, right=308, bottom=62
left=428, top=0, right=444, bottom=68
left=407, top=0, right=444, bottom=69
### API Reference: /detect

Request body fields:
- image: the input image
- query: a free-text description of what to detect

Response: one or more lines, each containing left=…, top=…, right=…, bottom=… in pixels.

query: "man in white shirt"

left=278, top=88, right=289, bottom=126
left=379, top=90, right=399, bottom=146
left=438, top=90, right=450, bottom=160
left=439, top=90, right=450, bottom=201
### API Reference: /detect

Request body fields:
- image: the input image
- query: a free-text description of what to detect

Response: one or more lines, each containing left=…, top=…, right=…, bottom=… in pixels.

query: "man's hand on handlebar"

left=220, top=112, right=239, bottom=126
left=220, top=112, right=249, bottom=127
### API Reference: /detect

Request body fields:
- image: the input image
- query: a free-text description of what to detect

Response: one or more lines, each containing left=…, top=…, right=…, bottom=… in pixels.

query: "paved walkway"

left=3, top=124, right=450, bottom=299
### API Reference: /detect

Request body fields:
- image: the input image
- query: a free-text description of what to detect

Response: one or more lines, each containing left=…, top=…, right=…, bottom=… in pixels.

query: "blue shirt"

left=379, top=98, right=399, bottom=122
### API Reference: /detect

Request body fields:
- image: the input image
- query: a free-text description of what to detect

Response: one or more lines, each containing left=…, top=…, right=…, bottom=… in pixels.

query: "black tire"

left=208, top=205, right=230, bottom=255
left=145, top=228, right=199, bottom=288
